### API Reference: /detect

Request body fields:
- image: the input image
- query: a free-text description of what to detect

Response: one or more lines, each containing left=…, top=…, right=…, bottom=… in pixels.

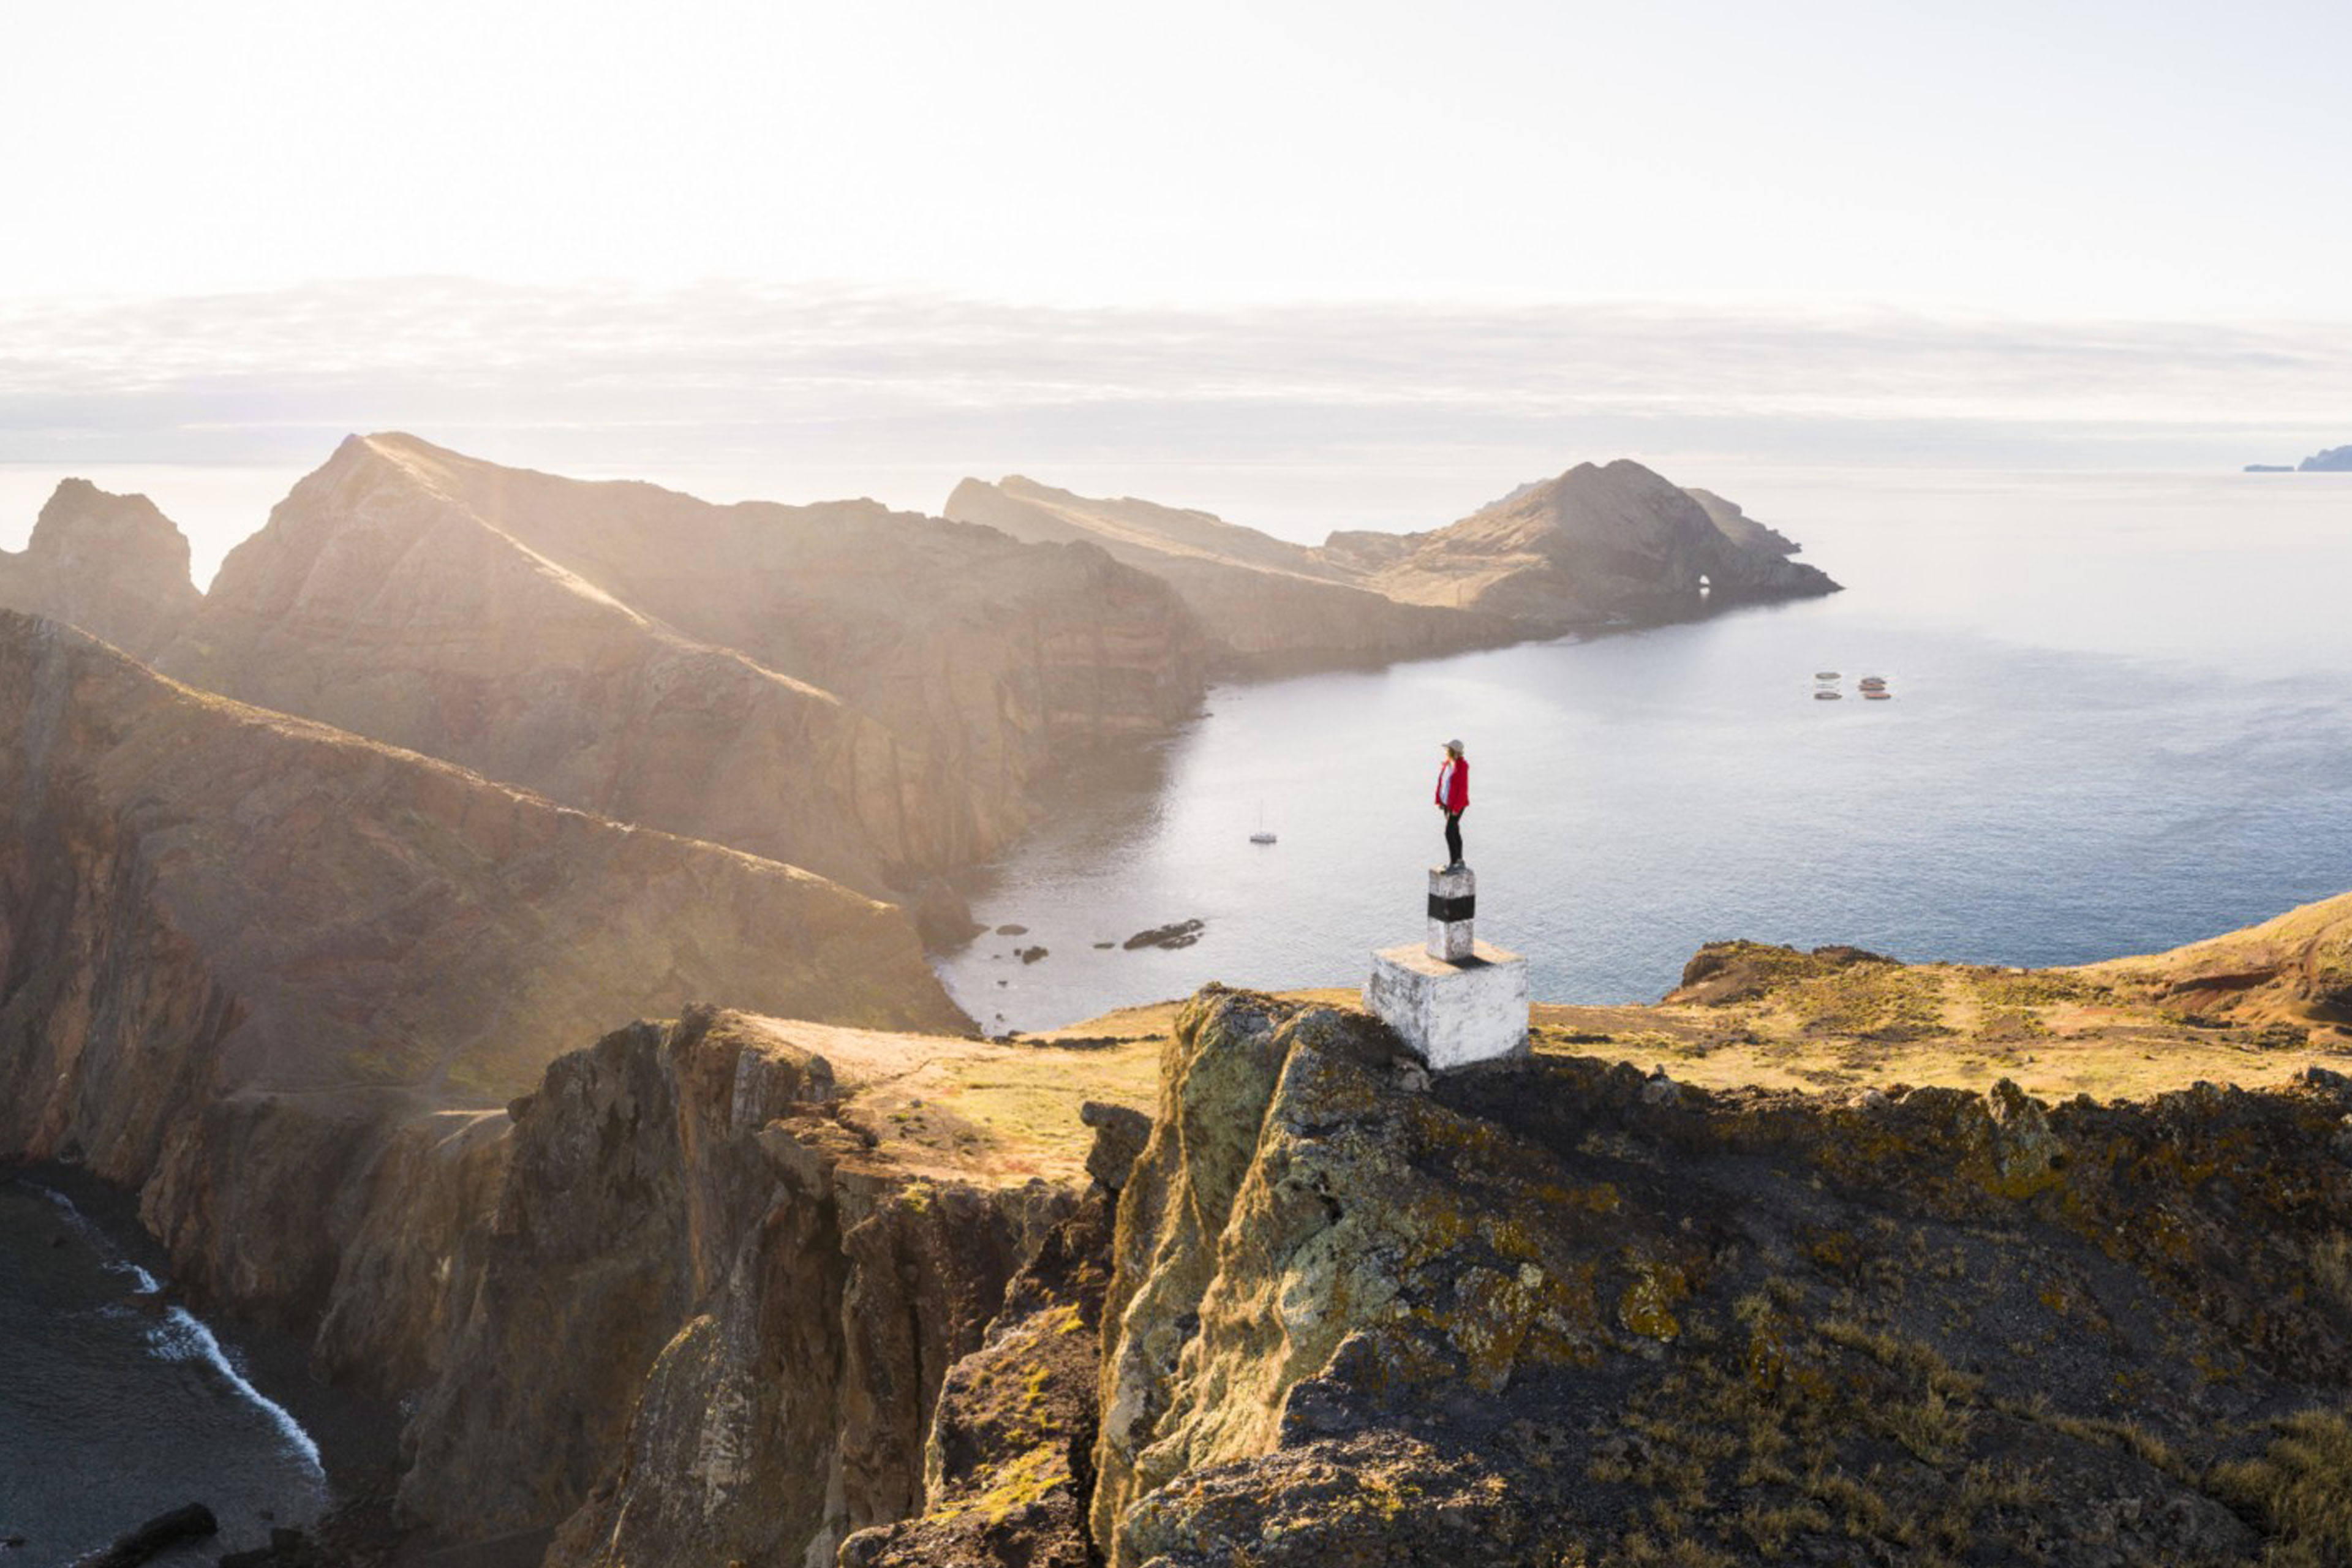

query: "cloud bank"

left=5, top=279, right=2348, bottom=543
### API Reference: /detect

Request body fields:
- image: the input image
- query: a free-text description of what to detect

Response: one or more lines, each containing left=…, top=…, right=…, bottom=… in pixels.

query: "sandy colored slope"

left=707, top=1012, right=1161, bottom=1188
left=151, top=434, right=948, bottom=896
left=946, top=475, right=1352, bottom=583
left=1, top=609, right=965, bottom=1117
left=354, top=432, right=1210, bottom=770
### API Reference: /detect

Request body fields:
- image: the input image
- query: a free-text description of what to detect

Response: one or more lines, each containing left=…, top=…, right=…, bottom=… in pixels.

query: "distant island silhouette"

left=2245, top=442, right=2352, bottom=472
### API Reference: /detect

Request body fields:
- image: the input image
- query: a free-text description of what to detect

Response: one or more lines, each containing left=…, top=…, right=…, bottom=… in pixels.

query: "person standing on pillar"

left=1435, top=739, right=1469, bottom=869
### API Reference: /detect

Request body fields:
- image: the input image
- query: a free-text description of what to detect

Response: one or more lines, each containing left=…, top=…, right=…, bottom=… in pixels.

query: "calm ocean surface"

left=939, top=469, right=2352, bottom=1033
left=0, top=1177, right=328, bottom=1567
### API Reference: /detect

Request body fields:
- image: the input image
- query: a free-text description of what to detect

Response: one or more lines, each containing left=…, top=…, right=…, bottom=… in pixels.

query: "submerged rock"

left=1122, top=919, right=1205, bottom=951
left=75, top=1503, right=216, bottom=1568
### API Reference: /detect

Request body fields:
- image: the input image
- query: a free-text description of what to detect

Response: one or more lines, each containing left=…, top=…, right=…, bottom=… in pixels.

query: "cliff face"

left=0, top=478, right=199, bottom=657
left=1077, top=989, right=2352, bottom=1566
left=0, top=609, right=962, bottom=1336
left=150, top=436, right=1208, bottom=899
left=386, top=1007, right=1153, bottom=1564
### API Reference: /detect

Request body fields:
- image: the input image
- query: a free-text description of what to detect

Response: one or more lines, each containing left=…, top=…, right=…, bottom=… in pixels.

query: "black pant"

left=1443, top=812, right=1463, bottom=865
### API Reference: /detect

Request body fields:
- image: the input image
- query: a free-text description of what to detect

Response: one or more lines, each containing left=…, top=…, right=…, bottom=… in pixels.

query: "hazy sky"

left=9, top=0, right=2350, bottom=312
left=4, top=0, right=2349, bottom=556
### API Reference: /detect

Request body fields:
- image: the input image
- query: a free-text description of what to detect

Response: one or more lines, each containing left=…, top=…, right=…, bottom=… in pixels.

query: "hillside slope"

left=0, top=609, right=962, bottom=1329
left=138, top=434, right=1209, bottom=898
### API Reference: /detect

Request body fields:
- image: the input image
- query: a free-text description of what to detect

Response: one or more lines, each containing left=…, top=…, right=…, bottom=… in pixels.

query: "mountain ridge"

left=945, top=456, right=1839, bottom=669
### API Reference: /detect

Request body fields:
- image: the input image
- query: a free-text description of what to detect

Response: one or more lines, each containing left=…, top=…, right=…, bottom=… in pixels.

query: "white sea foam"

left=150, top=1308, right=326, bottom=1475
left=28, top=1180, right=326, bottom=1476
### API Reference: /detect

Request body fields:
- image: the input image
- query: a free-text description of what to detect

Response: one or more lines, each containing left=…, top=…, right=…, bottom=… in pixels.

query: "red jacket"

left=1435, top=757, right=1469, bottom=813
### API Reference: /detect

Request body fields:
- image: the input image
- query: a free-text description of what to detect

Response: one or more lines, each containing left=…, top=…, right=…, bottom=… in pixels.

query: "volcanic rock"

left=1122, top=919, right=1205, bottom=951
left=74, top=1503, right=216, bottom=1568
left=1080, top=987, right=2352, bottom=1566
left=399, top=1007, right=1150, bottom=1565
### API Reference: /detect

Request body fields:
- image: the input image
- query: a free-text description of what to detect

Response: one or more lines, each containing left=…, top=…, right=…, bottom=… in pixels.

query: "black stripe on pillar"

left=1427, top=894, right=1476, bottom=922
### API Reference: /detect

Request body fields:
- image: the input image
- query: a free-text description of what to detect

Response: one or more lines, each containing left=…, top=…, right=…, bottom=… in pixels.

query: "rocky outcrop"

left=1082, top=987, right=2352, bottom=1566
left=388, top=1006, right=1149, bottom=1564
left=1369, top=458, right=1840, bottom=625
left=2299, top=444, right=2352, bottom=472
left=0, top=478, right=198, bottom=657
left=151, top=436, right=1208, bottom=899
left=0, top=609, right=962, bottom=1336
left=839, top=1190, right=1118, bottom=1568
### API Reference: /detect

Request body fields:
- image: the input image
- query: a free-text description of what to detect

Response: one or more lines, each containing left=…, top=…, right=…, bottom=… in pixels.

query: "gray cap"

left=1443, top=738, right=1464, bottom=751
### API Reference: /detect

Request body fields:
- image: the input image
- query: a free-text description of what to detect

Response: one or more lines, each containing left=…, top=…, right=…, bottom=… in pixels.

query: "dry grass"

left=2209, top=1408, right=2352, bottom=1566
left=728, top=1013, right=1158, bottom=1185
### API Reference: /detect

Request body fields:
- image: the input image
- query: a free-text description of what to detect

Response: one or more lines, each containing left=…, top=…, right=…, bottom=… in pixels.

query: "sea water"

left=939, top=469, right=2352, bottom=1032
left=0, top=1176, right=329, bottom=1567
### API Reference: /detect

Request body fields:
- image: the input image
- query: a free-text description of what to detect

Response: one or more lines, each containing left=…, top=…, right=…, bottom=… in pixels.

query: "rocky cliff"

left=147, top=435, right=1210, bottom=899
left=0, top=478, right=199, bottom=658
left=2298, top=444, right=2352, bottom=472
left=328, top=1005, right=1155, bottom=1565
left=0, top=609, right=962, bottom=1341
left=1076, top=988, right=2352, bottom=1567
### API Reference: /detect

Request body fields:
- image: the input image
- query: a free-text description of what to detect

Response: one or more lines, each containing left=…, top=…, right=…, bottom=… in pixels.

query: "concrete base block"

left=1363, top=940, right=1530, bottom=1071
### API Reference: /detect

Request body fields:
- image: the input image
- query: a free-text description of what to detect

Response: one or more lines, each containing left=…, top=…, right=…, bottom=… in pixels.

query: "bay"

left=939, top=469, right=2352, bottom=1033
